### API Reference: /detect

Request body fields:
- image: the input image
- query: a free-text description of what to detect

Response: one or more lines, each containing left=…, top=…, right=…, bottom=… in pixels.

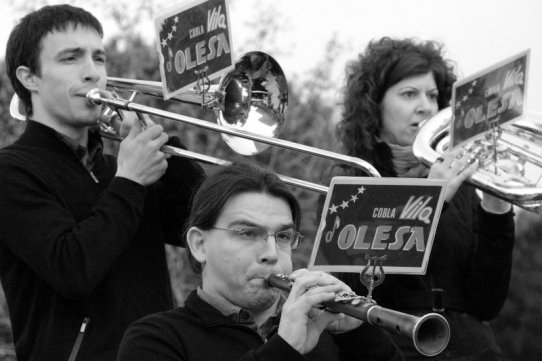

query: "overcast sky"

left=2, top=0, right=541, bottom=113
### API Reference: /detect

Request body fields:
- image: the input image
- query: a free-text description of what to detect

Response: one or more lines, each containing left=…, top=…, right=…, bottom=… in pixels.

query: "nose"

left=416, top=95, right=437, bottom=116
left=82, top=56, right=102, bottom=83
left=257, top=235, right=279, bottom=264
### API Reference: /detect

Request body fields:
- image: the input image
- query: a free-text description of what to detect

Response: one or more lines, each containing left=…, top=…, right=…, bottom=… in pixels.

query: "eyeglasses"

left=210, top=226, right=303, bottom=250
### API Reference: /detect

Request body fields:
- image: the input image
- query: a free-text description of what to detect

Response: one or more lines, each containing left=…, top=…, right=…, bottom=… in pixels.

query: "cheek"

left=430, top=104, right=439, bottom=117
left=381, top=116, right=395, bottom=134
left=381, top=110, right=402, bottom=136
left=98, top=73, right=108, bottom=89
left=278, top=250, right=293, bottom=273
left=381, top=100, right=403, bottom=125
left=208, top=246, right=249, bottom=274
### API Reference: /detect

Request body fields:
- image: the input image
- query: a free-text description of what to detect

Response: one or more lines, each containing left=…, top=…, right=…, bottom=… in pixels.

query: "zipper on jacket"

left=88, top=170, right=99, bottom=183
left=68, top=317, right=90, bottom=361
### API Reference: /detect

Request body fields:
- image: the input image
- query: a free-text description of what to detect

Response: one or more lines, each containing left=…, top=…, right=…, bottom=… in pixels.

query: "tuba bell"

left=413, top=107, right=542, bottom=213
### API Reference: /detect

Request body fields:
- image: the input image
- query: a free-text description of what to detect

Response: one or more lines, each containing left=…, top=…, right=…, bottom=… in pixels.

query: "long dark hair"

left=336, top=37, right=457, bottom=176
left=184, top=163, right=301, bottom=273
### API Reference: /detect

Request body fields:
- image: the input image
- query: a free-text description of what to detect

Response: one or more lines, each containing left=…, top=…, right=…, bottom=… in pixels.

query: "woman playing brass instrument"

left=333, top=37, right=515, bottom=360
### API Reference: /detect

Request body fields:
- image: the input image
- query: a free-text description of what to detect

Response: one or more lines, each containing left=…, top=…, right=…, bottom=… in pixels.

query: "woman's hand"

left=428, top=147, right=478, bottom=202
left=480, top=192, right=512, bottom=214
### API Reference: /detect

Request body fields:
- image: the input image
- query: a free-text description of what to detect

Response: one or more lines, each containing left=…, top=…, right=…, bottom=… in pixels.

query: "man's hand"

left=277, top=269, right=363, bottom=355
left=115, top=113, right=169, bottom=186
left=117, top=111, right=154, bottom=137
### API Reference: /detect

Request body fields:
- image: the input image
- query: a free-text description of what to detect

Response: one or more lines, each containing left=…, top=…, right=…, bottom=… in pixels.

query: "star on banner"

left=160, top=15, right=180, bottom=48
left=328, top=186, right=368, bottom=216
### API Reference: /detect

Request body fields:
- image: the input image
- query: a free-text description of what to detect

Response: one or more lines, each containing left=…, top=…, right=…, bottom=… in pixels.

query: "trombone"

left=9, top=52, right=380, bottom=194
left=87, top=51, right=381, bottom=192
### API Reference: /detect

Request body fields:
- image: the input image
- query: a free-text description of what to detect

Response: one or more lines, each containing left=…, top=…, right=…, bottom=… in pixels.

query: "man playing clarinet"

left=117, top=163, right=404, bottom=361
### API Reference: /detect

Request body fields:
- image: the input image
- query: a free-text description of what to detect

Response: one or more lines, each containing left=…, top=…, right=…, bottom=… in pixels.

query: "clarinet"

left=264, top=274, right=450, bottom=357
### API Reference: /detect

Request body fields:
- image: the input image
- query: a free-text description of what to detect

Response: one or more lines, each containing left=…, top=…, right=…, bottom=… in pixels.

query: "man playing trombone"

left=117, top=163, right=404, bottom=361
left=0, top=4, right=204, bottom=361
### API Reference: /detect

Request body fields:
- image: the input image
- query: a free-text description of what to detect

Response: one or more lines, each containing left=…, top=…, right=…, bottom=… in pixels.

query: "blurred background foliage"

left=1, top=1, right=541, bottom=360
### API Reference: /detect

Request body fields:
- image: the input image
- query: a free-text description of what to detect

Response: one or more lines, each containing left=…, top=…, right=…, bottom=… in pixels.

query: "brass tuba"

left=413, top=107, right=542, bottom=213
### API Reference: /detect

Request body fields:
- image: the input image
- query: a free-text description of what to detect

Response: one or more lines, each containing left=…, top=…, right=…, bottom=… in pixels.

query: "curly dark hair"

left=336, top=37, right=457, bottom=176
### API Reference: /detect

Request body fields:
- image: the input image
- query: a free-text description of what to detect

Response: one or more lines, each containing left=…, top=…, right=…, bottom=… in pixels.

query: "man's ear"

left=15, top=65, right=39, bottom=92
left=186, top=227, right=207, bottom=266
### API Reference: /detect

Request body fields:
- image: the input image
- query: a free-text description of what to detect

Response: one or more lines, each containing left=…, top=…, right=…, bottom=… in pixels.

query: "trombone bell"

left=108, top=51, right=288, bottom=156
left=217, top=51, right=288, bottom=155
left=413, top=107, right=542, bottom=213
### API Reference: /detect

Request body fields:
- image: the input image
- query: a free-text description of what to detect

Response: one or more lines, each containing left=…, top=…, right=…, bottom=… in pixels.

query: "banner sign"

left=154, top=0, right=234, bottom=99
left=450, top=49, right=530, bottom=148
left=308, top=177, right=447, bottom=275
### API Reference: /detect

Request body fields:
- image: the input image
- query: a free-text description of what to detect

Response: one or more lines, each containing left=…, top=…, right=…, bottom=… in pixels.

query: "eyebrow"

left=56, top=47, right=106, bottom=59
left=398, top=86, right=439, bottom=93
left=227, top=219, right=295, bottom=230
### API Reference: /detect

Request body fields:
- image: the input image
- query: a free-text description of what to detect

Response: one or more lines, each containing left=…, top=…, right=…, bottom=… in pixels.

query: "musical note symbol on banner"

left=325, top=216, right=341, bottom=243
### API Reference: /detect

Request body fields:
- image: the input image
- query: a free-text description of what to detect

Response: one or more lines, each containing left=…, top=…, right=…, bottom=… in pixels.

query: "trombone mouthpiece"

left=84, top=88, right=104, bottom=107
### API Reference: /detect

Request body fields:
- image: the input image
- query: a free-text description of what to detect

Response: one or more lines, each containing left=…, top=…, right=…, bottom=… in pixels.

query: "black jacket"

left=117, top=290, right=405, bottom=361
left=335, top=157, right=515, bottom=360
left=0, top=121, right=204, bottom=361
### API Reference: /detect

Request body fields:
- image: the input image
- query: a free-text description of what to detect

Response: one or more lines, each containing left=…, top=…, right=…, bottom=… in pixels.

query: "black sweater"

left=0, top=121, right=204, bottom=361
left=337, top=160, right=515, bottom=359
left=116, top=290, right=405, bottom=361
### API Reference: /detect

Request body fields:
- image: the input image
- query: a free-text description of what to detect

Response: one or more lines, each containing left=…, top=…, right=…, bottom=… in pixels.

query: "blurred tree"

left=234, top=1, right=289, bottom=60
left=7, top=0, right=156, bottom=35
left=0, top=63, right=26, bottom=147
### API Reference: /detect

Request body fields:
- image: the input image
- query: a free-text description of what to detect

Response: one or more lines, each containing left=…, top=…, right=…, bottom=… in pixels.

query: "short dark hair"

left=336, top=37, right=457, bottom=172
left=184, top=163, right=301, bottom=273
left=5, top=4, right=103, bottom=118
